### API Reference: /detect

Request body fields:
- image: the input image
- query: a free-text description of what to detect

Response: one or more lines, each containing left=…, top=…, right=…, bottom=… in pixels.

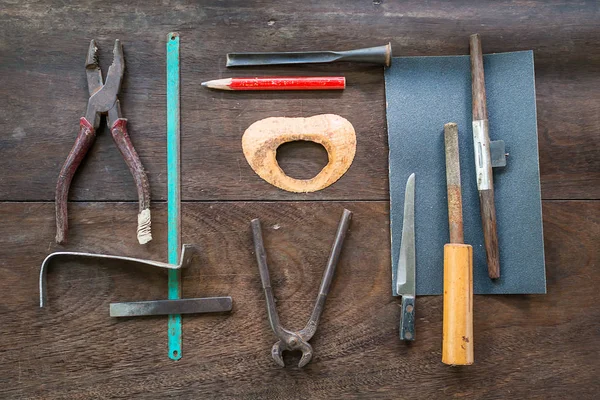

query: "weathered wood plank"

left=0, top=0, right=598, bottom=201
left=0, top=201, right=597, bottom=398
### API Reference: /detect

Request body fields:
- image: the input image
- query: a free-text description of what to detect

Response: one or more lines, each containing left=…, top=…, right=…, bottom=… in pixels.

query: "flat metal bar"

left=166, top=32, right=182, bottom=360
left=110, top=297, right=233, bottom=317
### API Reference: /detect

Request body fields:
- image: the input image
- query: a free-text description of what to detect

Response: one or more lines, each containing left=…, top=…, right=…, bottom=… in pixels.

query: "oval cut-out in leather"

left=242, top=114, right=356, bottom=193
left=276, top=141, right=329, bottom=180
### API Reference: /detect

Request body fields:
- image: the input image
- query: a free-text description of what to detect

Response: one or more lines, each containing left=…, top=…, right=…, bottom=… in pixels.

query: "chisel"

left=470, top=33, right=500, bottom=279
left=442, top=123, right=474, bottom=366
left=226, top=43, right=391, bottom=67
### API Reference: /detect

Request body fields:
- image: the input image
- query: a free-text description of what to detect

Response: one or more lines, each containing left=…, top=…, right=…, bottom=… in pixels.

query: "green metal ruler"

left=166, top=32, right=181, bottom=360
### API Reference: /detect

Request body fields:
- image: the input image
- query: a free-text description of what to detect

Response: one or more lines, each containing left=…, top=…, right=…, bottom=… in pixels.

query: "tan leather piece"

left=242, top=114, right=356, bottom=193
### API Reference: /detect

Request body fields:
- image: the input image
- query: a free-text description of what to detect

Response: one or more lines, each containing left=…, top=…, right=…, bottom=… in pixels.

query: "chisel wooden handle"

left=442, top=244, right=474, bottom=365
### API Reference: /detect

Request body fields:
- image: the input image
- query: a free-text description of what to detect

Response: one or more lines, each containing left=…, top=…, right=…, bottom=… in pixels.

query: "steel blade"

left=396, top=173, right=416, bottom=296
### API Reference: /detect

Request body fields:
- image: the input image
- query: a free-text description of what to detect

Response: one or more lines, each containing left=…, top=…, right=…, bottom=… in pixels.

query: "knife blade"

left=396, top=173, right=416, bottom=341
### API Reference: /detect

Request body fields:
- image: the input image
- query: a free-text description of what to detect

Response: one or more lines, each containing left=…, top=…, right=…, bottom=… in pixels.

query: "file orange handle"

left=442, top=243, right=474, bottom=365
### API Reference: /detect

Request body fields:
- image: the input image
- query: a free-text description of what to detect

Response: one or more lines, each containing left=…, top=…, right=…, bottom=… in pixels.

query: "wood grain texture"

left=470, top=34, right=488, bottom=121
left=0, top=201, right=598, bottom=399
left=0, top=0, right=598, bottom=201
left=0, top=0, right=599, bottom=398
left=479, top=189, right=500, bottom=279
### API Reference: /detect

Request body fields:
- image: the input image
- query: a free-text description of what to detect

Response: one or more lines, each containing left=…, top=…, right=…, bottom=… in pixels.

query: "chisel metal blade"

left=226, top=43, right=392, bottom=67
left=396, top=173, right=416, bottom=341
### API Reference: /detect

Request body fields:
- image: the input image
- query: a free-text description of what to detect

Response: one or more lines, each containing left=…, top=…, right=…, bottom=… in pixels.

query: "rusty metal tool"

left=226, top=43, right=391, bottom=67
left=470, top=33, right=500, bottom=279
left=110, top=297, right=232, bottom=317
left=251, top=209, right=352, bottom=368
left=39, top=245, right=195, bottom=307
left=55, top=39, right=151, bottom=246
left=393, top=173, right=417, bottom=341
left=442, top=123, right=474, bottom=366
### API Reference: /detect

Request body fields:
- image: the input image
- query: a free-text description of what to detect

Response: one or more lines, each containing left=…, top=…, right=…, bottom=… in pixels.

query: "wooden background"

left=1, top=1, right=598, bottom=398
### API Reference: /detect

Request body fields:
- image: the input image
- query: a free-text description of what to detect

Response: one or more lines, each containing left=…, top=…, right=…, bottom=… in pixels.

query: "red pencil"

left=201, top=76, right=345, bottom=91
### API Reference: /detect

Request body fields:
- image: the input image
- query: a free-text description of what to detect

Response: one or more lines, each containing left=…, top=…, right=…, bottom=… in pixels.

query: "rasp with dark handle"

left=470, top=33, right=501, bottom=280
left=226, top=43, right=391, bottom=67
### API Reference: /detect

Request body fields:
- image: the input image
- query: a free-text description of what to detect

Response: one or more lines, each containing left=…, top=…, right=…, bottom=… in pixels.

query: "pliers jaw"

left=272, top=336, right=314, bottom=368
left=84, top=39, right=125, bottom=130
left=85, top=39, right=102, bottom=96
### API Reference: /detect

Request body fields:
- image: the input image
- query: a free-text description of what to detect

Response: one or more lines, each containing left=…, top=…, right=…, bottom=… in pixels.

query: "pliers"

left=55, top=40, right=151, bottom=245
left=251, top=209, right=352, bottom=367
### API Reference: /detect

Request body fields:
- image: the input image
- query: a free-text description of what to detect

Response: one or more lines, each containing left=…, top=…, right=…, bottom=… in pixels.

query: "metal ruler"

left=166, top=32, right=182, bottom=360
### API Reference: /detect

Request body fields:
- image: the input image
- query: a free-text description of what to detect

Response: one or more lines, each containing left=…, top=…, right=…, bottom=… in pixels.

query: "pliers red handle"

left=55, top=40, right=151, bottom=245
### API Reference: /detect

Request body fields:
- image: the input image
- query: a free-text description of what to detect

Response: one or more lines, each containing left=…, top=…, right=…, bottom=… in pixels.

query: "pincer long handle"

left=55, top=117, right=96, bottom=244
left=110, top=118, right=152, bottom=244
left=251, top=218, right=286, bottom=339
left=301, top=208, right=352, bottom=340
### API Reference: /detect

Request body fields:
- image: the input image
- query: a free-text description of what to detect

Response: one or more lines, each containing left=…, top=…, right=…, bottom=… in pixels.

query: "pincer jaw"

left=271, top=340, right=314, bottom=368
left=271, top=342, right=286, bottom=367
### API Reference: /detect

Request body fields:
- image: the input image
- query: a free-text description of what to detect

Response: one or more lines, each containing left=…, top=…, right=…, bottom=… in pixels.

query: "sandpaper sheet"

left=385, top=51, right=546, bottom=295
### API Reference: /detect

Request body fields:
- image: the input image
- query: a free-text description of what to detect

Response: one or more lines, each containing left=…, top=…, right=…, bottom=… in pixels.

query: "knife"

left=396, top=173, right=416, bottom=341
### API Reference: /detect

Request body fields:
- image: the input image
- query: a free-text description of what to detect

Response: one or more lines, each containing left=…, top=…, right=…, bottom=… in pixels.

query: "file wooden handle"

left=442, top=243, right=474, bottom=366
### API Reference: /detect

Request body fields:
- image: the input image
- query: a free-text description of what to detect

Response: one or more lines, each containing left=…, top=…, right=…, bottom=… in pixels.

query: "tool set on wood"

left=40, top=33, right=546, bottom=367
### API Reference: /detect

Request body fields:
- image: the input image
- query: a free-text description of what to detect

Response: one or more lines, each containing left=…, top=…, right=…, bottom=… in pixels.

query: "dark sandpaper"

left=386, top=51, right=546, bottom=295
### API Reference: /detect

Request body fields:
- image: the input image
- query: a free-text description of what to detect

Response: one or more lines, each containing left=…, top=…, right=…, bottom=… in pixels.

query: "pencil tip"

left=201, top=81, right=208, bottom=87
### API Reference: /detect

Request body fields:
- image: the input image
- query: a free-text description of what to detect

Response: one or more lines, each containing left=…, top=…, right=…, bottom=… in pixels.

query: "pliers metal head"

left=271, top=329, right=314, bottom=368
left=55, top=39, right=151, bottom=246
left=84, top=39, right=125, bottom=130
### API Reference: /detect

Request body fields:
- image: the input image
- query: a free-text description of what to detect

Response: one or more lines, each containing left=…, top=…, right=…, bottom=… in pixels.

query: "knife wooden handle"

left=442, top=243, right=474, bottom=365
left=399, top=295, right=415, bottom=341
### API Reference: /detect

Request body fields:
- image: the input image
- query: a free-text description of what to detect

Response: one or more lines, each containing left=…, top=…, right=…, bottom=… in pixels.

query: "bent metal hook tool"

left=39, top=245, right=195, bottom=307
left=251, top=209, right=352, bottom=368
left=55, top=39, right=151, bottom=245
